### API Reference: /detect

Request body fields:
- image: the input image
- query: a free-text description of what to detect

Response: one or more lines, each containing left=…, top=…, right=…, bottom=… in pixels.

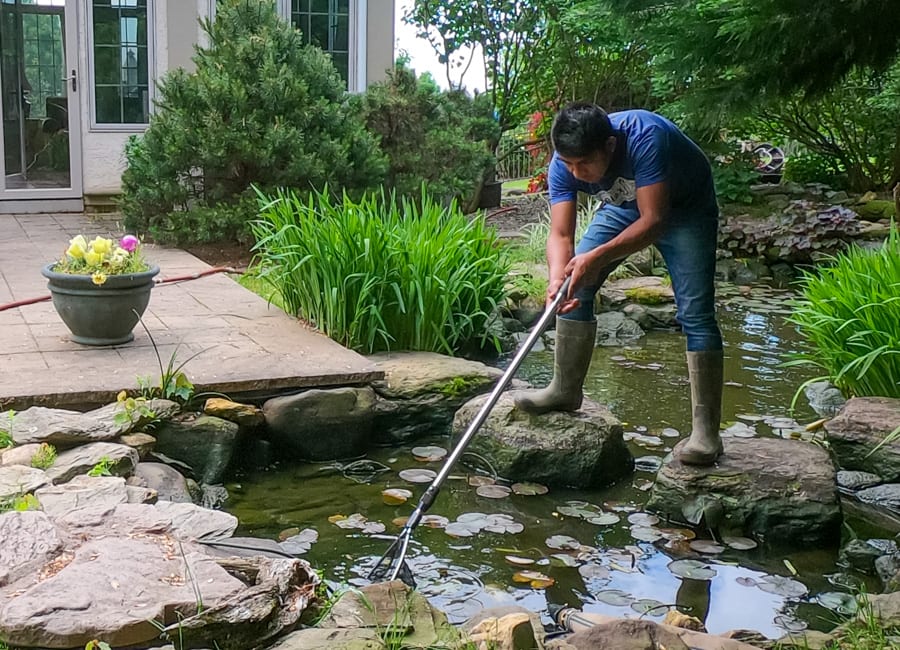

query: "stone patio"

left=0, top=213, right=381, bottom=411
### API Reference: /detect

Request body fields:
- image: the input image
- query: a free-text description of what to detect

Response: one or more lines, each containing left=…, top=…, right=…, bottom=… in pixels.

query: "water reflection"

left=226, top=285, right=883, bottom=639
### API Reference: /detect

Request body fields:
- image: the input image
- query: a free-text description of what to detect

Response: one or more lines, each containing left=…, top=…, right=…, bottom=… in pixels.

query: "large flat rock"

left=647, top=438, right=842, bottom=545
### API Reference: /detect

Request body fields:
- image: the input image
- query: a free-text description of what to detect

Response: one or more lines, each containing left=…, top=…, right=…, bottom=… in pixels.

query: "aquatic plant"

left=30, top=443, right=56, bottom=470
left=251, top=186, right=509, bottom=355
left=787, top=225, right=900, bottom=399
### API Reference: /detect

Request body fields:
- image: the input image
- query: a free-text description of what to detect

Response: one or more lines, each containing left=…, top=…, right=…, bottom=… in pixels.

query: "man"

left=514, top=102, right=723, bottom=466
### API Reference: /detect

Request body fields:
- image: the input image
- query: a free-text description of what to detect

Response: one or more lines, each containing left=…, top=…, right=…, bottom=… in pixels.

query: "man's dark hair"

left=551, top=102, right=613, bottom=158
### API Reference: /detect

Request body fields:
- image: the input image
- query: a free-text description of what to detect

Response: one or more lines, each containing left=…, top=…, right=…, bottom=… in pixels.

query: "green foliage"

left=0, top=410, right=14, bottom=449
left=710, top=156, right=759, bottom=204
left=121, top=0, right=385, bottom=244
left=438, top=376, right=481, bottom=398
left=134, top=319, right=199, bottom=404
left=88, top=456, right=115, bottom=478
left=30, top=443, right=56, bottom=470
left=114, top=391, right=158, bottom=428
left=782, top=150, right=846, bottom=189
left=357, top=64, right=499, bottom=207
left=0, top=493, right=40, bottom=513
left=85, top=641, right=112, bottom=650
left=251, top=187, right=510, bottom=355
left=788, top=227, right=900, bottom=398
left=754, top=63, right=900, bottom=192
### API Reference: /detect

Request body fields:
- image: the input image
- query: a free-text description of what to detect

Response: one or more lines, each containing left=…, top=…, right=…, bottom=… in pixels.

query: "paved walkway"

left=0, top=213, right=381, bottom=411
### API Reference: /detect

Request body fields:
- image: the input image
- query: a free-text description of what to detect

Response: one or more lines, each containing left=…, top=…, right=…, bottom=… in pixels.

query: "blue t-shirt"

left=548, top=110, right=716, bottom=215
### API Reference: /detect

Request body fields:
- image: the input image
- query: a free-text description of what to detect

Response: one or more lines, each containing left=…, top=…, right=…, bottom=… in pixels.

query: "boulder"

left=0, top=465, right=49, bottom=500
left=600, top=277, right=674, bottom=308
left=116, top=432, right=156, bottom=459
left=153, top=500, right=239, bottom=540
left=11, top=400, right=179, bottom=446
left=35, top=475, right=129, bottom=519
left=0, top=443, right=41, bottom=467
left=44, top=441, right=139, bottom=484
left=0, top=537, right=246, bottom=648
left=825, top=397, right=900, bottom=481
left=203, top=397, right=265, bottom=428
left=647, top=438, right=842, bottom=546
left=622, top=303, right=679, bottom=331
left=368, top=352, right=502, bottom=444
left=270, top=628, right=385, bottom=649
left=804, top=381, right=847, bottom=418
left=594, top=311, right=645, bottom=345
left=264, top=387, right=376, bottom=460
left=465, top=606, right=543, bottom=650
left=837, top=470, right=882, bottom=491
left=547, top=618, right=689, bottom=650
left=0, top=511, right=64, bottom=586
left=876, top=553, right=900, bottom=591
left=855, top=483, right=900, bottom=513
left=129, top=462, right=194, bottom=503
left=839, top=538, right=898, bottom=574
left=453, top=393, right=632, bottom=488
left=152, top=414, right=239, bottom=484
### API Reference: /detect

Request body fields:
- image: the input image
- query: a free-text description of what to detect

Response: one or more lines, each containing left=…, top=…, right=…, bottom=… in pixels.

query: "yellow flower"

left=89, top=237, right=113, bottom=255
left=66, top=235, right=87, bottom=260
left=84, top=250, right=103, bottom=267
left=91, top=271, right=108, bottom=285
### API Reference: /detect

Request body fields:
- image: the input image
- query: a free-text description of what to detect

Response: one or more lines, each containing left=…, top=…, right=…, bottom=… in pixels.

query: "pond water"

left=225, top=283, right=888, bottom=639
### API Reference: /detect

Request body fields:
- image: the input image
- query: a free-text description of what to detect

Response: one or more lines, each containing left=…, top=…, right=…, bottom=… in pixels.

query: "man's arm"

left=564, top=181, right=669, bottom=299
left=546, top=200, right=577, bottom=306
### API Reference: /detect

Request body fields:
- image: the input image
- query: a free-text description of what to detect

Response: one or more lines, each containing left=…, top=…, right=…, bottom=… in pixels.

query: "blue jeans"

left=563, top=204, right=723, bottom=352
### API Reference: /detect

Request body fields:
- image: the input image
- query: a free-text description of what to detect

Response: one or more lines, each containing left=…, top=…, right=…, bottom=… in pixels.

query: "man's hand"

left=546, top=275, right=579, bottom=314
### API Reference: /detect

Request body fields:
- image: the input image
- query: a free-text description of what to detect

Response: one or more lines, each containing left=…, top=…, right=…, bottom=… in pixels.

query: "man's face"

left=558, top=136, right=617, bottom=183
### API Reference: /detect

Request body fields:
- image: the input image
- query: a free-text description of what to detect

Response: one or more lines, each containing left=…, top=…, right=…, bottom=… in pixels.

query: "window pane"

left=92, top=1, right=149, bottom=123
left=331, top=52, right=348, bottom=83
left=292, top=0, right=310, bottom=12
left=311, top=0, right=328, bottom=13
left=334, top=15, right=348, bottom=51
left=95, top=86, right=121, bottom=123
left=309, top=14, right=328, bottom=47
left=336, top=0, right=349, bottom=14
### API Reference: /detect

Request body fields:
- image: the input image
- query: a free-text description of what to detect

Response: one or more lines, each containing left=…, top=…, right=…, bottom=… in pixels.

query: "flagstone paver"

left=0, top=214, right=381, bottom=410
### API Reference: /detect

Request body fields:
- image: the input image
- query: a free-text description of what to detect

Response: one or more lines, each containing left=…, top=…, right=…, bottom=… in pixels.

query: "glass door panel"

left=0, top=0, right=78, bottom=195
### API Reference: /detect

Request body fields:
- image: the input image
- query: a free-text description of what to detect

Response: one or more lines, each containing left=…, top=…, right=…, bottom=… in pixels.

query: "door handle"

left=62, top=70, right=77, bottom=92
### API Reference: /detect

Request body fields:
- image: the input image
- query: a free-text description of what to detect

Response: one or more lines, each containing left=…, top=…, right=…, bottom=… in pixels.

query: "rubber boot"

left=514, top=317, right=596, bottom=414
left=679, top=350, right=724, bottom=466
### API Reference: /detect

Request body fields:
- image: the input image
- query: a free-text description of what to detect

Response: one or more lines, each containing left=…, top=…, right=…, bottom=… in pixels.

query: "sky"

left=393, top=0, right=487, bottom=93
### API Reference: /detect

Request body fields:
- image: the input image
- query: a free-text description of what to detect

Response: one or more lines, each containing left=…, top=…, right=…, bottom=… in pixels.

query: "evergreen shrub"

left=250, top=187, right=509, bottom=355
left=121, top=0, right=385, bottom=244
left=356, top=64, right=499, bottom=207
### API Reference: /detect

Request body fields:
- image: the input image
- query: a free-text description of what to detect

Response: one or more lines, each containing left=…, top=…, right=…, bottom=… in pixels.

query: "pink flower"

left=120, top=235, right=140, bottom=252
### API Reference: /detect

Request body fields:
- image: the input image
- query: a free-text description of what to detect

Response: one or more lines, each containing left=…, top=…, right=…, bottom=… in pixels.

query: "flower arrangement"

left=51, top=234, right=149, bottom=285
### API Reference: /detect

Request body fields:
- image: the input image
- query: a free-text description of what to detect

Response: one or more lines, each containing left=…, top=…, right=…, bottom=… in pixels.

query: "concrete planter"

left=41, top=263, right=160, bottom=346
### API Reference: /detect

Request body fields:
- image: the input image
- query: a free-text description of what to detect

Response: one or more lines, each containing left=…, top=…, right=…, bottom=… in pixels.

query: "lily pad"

left=512, top=570, right=555, bottom=589
left=392, top=516, right=408, bottom=527
left=381, top=488, right=413, bottom=505
left=399, top=468, right=437, bottom=484
left=468, top=475, right=495, bottom=487
left=690, top=540, right=726, bottom=555
left=458, top=512, right=489, bottom=523
left=546, top=535, right=582, bottom=551
left=817, top=592, right=858, bottom=615
left=587, top=512, right=621, bottom=526
left=511, top=482, right=548, bottom=496
left=660, top=427, right=681, bottom=438
left=505, top=555, right=536, bottom=566
left=631, top=599, right=668, bottom=616
left=660, top=527, right=696, bottom=541
left=630, top=526, right=664, bottom=543
left=278, top=527, right=300, bottom=541
left=412, top=446, right=447, bottom=462
left=634, top=456, right=663, bottom=472
left=549, top=554, right=580, bottom=568
left=332, top=513, right=385, bottom=534
left=280, top=528, right=319, bottom=554
left=667, top=559, right=717, bottom=581
left=723, top=536, right=758, bottom=551
left=736, top=576, right=758, bottom=587
left=757, top=575, right=808, bottom=598
left=445, top=522, right=478, bottom=538
left=420, top=514, right=449, bottom=529
left=774, top=615, right=808, bottom=632
left=578, top=563, right=610, bottom=581
left=476, top=485, right=512, bottom=499
left=558, top=500, right=618, bottom=525
left=627, top=513, right=660, bottom=527
left=724, top=422, right=757, bottom=438
left=594, top=589, right=633, bottom=607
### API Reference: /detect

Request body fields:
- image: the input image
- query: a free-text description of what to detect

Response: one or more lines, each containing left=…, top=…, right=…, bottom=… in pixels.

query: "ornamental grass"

left=250, top=187, right=509, bottom=355
left=788, top=225, right=900, bottom=399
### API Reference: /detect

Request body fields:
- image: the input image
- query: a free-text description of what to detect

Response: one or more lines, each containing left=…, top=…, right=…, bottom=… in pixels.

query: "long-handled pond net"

left=368, top=277, right=573, bottom=586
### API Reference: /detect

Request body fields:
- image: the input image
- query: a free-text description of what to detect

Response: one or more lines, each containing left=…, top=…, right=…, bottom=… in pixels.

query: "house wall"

left=80, top=0, right=391, bottom=199
left=366, top=0, right=394, bottom=85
